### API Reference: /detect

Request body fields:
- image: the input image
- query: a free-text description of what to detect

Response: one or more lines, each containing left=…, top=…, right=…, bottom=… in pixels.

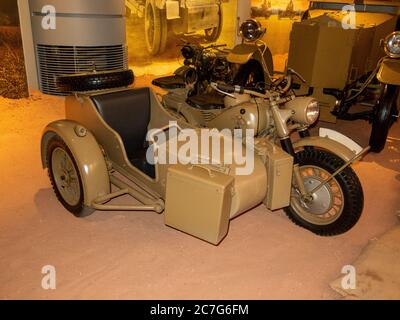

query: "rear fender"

left=41, top=120, right=110, bottom=207
left=227, top=43, right=259, bottom=64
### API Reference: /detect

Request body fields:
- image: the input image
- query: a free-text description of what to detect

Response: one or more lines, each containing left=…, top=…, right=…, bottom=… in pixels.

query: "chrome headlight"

left=384, top=31, right=400, bottom=58
left=305, top=99, right=320, bottom=125
left=284, top=97, right=320, bottom=125
left=240, top=19, right=266, bottom=42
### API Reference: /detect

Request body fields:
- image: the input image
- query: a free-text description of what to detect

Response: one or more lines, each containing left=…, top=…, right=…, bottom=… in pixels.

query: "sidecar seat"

left=152, top=76, right=186, bottom=90
left=91, top=88, right=155, bottom=178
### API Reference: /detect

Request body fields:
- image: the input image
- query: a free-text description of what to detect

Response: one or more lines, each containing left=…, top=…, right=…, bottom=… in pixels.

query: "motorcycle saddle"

left=186, top=93, right=225, bottom=110
left=152, top=75, right=186, bottom=90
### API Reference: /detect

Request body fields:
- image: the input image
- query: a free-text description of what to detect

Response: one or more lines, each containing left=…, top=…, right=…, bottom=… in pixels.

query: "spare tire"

left=57, top=69, right=134, bottom=93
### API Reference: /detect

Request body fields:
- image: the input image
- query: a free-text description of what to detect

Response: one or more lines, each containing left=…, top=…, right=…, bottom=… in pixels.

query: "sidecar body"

left=40, top=84, right=299, bottom=244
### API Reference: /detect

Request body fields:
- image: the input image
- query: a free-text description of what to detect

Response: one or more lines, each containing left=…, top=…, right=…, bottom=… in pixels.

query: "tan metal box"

left=164, top=165, right=234, bottom=245
left=288, top=14, right=398, bottom=89
left=263, top=146, right=294, bottom=211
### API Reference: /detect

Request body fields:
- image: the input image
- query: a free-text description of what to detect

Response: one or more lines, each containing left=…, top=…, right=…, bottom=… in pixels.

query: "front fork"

left=280, top=136, right=309, bottom=198
left=270, top=101, right=309, bottom=196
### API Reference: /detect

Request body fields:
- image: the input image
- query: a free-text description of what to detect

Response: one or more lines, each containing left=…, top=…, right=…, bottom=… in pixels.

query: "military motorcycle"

left=42, top=69, right=368, bottom=245
left=153, top=19, right=275, bottom=96
left=334, top=31, right=400, bottom=152
left=227, top=19, right=274, bottom=91
left=152, top=42, right=233, bottom=97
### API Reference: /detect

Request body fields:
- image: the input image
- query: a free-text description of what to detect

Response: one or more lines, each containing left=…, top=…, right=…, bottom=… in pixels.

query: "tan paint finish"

left=208, top=100, right=268, bottom=137
left=227, top=42, right=274, bottom=84
left=377, top=58, right=400, bottom=85
left=165, top=165, right=234, bottom=245
left=66, top=88, right=269, bottom=223
left=41, top=120, right=111, bottom=207
left=293, top=136, right=356, bottom=162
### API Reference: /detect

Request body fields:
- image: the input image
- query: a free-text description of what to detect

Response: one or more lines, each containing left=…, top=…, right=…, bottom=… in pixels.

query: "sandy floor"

left=0, top=78, right=399, bottom=300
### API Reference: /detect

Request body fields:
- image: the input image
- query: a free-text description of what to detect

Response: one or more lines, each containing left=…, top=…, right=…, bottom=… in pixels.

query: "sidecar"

left=40, top=70, right=289, bottom=245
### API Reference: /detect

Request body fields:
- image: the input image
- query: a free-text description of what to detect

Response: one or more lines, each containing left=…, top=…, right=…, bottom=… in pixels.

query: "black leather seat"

left=186, top=92, right=225, bottom=110
left=152, top=75, right=186, bottom=90
left=91, top=88, right=155, bottom=178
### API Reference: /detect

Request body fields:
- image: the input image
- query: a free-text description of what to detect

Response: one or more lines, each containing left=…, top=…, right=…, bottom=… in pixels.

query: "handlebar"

left=215, top=83, right=244, bottom=94
left=211, top=82, right=268, bottom=99
left=211, top=82, right=295, bottom=105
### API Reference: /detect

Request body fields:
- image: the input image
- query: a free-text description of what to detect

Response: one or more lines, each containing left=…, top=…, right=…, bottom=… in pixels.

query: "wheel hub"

left=299, top=177, right=333, bottom=215
left=52, top=147, right=81, bottom=206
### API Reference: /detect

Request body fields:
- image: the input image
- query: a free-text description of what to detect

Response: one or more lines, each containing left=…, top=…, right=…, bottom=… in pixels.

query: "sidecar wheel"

left=204, top=5, right=223, bottom=42
left=369, top=84, right=399, bottom=153
left=46, top=136, right=94, bottom=217
left=284, top=149, right=363, bottom=236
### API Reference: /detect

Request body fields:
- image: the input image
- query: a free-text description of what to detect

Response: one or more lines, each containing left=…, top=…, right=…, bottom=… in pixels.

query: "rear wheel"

left=234, top=59, right=265, bottom=91
left=284, top=149, right=363, bottom=236
left=369, top=84, right=399, bottom=153
left=46, top=136, right=94, bottom=217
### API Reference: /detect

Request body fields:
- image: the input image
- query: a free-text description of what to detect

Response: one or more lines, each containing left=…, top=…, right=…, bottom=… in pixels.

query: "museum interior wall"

left=0, top=0, right=311, bottom=98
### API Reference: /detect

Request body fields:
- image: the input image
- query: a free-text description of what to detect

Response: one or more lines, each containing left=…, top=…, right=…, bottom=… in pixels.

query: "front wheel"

left=284, top=149, right=363, bottom=236
left=369, top=84, right=399, bottom=153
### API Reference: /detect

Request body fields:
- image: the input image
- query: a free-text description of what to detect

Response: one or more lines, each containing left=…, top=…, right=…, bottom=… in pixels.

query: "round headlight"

left=181, top=45, right=195, bottom=59
left=384, top=31, right=400, bottom=58
left=283, top=97, right=320, bottom=125
left=305, top=99, right=320, bottom=125
left=240, top=19, right=266, bottom=42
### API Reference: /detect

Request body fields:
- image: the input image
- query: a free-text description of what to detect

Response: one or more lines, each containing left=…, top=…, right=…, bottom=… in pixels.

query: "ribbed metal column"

left=29, top=0, right=127, bottom=95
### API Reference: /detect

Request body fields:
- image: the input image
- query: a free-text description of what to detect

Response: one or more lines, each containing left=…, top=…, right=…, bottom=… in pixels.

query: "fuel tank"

left=207, top=95, right=271, bottom=137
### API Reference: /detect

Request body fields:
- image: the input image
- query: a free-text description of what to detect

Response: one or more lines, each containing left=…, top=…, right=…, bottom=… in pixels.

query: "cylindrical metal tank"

left=29, top=0, right=127, bottom=95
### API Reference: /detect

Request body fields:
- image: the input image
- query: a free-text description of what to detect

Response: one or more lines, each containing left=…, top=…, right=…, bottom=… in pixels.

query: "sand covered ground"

left=0, top=77, right=399, bottom=299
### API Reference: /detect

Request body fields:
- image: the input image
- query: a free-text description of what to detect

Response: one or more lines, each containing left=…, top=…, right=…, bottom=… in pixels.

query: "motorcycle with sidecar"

left=40, top=68, right=367, bottom=244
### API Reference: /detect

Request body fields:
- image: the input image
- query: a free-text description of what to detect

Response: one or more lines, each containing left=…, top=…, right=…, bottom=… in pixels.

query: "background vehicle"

left=287, top=0, right=400, bottom=152
left=126, top=0, right=227, bottom=55
left=251, top=0, right=273, bottom=19
left=227, top=19, right=274, bottom=90
left=152, top=19, right=277, bottom=112
left=152, top=42, right=233, bottom=96
left=41, top=69, right=367, bottom=244
left=154, top=20, right=304, bottom=126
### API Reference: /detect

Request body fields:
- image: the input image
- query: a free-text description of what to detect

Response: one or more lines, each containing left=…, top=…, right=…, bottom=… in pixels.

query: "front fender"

left=293, top=136, right=358, bottom=162
left=227, top=43, right=259, bottom=64
left=377, top=58, right=400, bottom=86
left=41, top=120, right=110, bottom=207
